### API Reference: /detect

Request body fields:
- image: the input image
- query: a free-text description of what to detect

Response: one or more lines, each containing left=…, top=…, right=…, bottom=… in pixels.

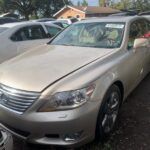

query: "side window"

left=45, top=26, right=61, bottom=37
left=128, top=19, right=150, bottom=49
left=11, top=25, right=48, bottom=42
left=128, top=20, right=142, bottom=49
left=11, top=27, right=29, bottom=41
left=140, top=19, right=150, bottom=38
left=28, top=25, right=48, bottom=40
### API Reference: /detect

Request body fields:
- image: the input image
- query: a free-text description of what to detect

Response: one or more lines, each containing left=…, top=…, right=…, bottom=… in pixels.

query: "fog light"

left=63, top=131, right=83, bottom=142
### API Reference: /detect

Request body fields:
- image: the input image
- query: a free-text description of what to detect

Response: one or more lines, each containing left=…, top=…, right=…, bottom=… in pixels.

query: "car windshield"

left=50, top=22, right=125, bottom=48
left=0, top=27, right=8, bottom=33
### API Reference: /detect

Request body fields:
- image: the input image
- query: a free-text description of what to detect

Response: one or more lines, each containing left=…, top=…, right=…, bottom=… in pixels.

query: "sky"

left=72, top=0, right=99, bottom=6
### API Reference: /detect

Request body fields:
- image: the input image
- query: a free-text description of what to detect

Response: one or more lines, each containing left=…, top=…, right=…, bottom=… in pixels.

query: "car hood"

left=0, top=44, right=115, bottom=92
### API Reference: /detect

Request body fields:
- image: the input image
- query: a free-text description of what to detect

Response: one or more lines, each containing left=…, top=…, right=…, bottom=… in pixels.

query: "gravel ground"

left=13, top=74, right=150, bottom=150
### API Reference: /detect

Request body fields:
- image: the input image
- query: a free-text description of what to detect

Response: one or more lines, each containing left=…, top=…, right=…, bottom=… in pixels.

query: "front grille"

left=0, top=84, right=40, bottom=114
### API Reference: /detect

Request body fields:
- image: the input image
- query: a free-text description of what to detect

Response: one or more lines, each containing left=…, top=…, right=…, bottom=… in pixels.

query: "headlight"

left=39, top=84, right=95, bottom=112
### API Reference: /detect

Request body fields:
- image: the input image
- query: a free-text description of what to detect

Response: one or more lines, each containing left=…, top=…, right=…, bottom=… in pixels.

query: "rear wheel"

left=96, top=85, right=121, bottom=140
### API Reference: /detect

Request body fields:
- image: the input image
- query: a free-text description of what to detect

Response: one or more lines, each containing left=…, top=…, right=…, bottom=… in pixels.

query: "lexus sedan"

left=0, top=16, right=150, bottom=147
left=0, top=22, right=62, bottom=63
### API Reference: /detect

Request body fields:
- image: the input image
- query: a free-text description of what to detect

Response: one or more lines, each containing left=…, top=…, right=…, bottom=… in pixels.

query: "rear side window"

left=11, top=25, right=48, bottom=41
left=128, top=19, right=150, bottom=49
left=45, top=25, right=61, bottom=37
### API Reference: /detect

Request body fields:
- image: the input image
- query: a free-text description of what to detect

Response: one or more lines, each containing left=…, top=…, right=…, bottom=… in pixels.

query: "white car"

left=0, top=22, right=62, bottom=63
left=57, top=18, right=78, bottom=24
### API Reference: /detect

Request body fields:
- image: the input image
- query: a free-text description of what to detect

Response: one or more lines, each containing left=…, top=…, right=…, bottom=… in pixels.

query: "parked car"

left=47, top=21, right=69, bottom=28
left=0, top=16, right=150, bottom=147
left=57, top=17, right=78, bottom=24
left=109, top=10, right=138, bottom=16
left=139, top=11, right=150, bottom=16
left=34, top=18, right=56, bottom=22
left=0, top=17, right=20, bottom=25
left=0, top=130, right=13, bottom=150
left=0, top=22, right=62, bottom=63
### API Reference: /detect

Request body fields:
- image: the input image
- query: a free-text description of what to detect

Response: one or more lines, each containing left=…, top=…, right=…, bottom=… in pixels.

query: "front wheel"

left=96, top=85, right=121, bottom=140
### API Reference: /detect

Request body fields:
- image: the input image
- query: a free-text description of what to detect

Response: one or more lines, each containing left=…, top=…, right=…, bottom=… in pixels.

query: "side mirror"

left=133, top=38, right=149, bottom=49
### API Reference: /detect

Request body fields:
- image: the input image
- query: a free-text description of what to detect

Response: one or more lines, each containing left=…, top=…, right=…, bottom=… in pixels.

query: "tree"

left=10, top=0, right=36, bottom=20
left=112, top=0, right=150, bottom=12
left=134, top=0, right=150, bottom=11
left=0, top=0, right=71, bottom=19
left=112, top=0, right=131, bottom=10
left=99, top=0, right=106, bottom=7
left=81, top=0, right=88, bottom=6
left=34, top=0, right=71, bottom=18
left=0, top=0, right=11, bottom=13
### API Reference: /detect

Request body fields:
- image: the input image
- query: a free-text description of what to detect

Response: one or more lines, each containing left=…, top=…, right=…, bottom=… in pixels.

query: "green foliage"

left=134, top=0, right=150, bottom=12
left=81, top=0, right=88, bottom=6
left=0, top=0, right=71, bottom=19
left=112, top=0, right=132, bottom=10
left=0, top=0, right=11, bottom=13
left=112, top=0, right=150, bottom=12
left=99, top=0, right=106, bottom=7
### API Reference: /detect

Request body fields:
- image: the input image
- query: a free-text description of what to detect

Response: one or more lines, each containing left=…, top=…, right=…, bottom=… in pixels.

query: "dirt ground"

left=13, top=74, right=150, bottom=150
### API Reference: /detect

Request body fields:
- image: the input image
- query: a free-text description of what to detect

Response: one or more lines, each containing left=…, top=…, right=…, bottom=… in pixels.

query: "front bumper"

left=0, top=129, right=13, bottom=150
left=0, top=101, right=100, bottom=147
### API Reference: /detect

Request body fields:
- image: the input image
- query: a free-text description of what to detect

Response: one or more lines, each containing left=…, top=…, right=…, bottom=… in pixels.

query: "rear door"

left=10, top=25, right=50, bottom=54
left=139, top=19, right=150, bottom=73
left=124, top=19, right=147, bottom=92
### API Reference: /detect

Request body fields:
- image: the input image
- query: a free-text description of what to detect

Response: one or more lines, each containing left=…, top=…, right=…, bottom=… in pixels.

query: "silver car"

left=0, top=16, right=150, bottom=147
left=0, top=22, right=62, bottom=63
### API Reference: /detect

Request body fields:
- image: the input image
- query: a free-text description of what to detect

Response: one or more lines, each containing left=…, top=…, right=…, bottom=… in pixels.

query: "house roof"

left=53, top=5, right=120, bottom=17
left=73, top=6, right=120, bottom=14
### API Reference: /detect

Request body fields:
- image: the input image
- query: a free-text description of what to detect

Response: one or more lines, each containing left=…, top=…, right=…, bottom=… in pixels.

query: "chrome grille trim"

left=0, top=84, right=41, bottom=114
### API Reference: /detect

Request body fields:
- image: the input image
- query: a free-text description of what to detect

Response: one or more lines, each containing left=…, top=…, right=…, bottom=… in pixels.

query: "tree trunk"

left=24, top=13, right=29, bottom=20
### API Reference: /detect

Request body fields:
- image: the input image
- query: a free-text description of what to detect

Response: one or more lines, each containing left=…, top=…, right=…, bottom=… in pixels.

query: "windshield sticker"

left=106, top=24, right=124, bottom=29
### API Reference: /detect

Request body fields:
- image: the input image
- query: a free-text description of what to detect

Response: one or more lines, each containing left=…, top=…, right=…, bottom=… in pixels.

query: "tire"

left=96, top=85, right=121, bottom=140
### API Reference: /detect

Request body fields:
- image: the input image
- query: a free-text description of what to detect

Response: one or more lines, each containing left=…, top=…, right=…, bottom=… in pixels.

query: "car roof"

left=0, top=21, right=63, bottom=31
left=0, top=17, right=18, bottom=20
left=77, top=16, right=147, bottom=24
left=0, top=21, right=43, bottom=28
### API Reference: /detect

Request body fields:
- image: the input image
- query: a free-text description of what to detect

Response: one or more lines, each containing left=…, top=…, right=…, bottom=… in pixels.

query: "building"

left=53, top=5, right=120, bottom=19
